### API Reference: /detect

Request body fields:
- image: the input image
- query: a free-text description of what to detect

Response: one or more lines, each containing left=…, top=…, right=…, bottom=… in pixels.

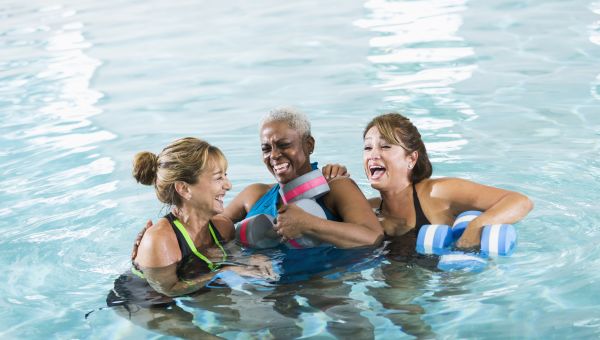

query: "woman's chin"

left=274, top=172, right=294, bottom=184
left=369, top=179, right=385, bottom=190
left=212, top=204, right=224, bottom=215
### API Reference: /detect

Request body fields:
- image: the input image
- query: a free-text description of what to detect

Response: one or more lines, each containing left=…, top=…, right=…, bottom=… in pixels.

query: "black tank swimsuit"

left=379, top=182, right=431, bottom=235
left=165, top=212, right=226, bottom=280
left=107, top=213, right=226, bottom=309
left=412, top=182, right=431, bottom=232
left=381, top=182, right=437, bottom=266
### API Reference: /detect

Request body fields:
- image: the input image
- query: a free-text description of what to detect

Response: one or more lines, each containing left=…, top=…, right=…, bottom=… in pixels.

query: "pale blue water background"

left=1, top=0, right=600, bottom=338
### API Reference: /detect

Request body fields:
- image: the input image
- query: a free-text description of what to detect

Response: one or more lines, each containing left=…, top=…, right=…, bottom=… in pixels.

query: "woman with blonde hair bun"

left=121, top=137, right=275, bottom=299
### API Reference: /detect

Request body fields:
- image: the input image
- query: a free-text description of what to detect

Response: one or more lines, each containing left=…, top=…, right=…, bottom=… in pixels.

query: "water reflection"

left=354, top=0, right=474, bottom=162
left=350, top=0, right=484, bottom=335
left=590, top=2, right=600, bottom=101
left=1, top=4, right=114, bottom=215
left=0, top=5, right=117, bottom=335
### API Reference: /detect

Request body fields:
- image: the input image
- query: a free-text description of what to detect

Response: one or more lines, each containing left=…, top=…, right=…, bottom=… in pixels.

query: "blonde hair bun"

left=132, top=151, right=158, bottom=185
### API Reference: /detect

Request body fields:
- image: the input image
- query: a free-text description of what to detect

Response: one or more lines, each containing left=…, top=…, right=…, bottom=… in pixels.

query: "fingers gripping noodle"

left=415, top=210, right=518, bottom=271
left=452, top=210, right=517, bottom=257
left=235, top=170, right=330, bottom=249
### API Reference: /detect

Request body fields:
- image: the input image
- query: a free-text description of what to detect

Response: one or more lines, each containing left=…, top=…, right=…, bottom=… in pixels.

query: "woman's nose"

left=224, top=177, right=232, bottom=190
left=367, top=147, right=381, bottom=159
left=270, top=147, right=281, bottom=159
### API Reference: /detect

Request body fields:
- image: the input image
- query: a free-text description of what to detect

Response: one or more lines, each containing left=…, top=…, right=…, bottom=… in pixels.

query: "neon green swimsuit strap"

left=131, top=265, right=145, bottom=279
left=172, top=219, right=226, bottom=271
left=207, top=221, right=227, bottom=262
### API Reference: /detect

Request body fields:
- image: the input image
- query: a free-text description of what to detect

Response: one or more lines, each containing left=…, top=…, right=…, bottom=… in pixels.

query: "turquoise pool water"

left=1, top=0, right=600, bottom=338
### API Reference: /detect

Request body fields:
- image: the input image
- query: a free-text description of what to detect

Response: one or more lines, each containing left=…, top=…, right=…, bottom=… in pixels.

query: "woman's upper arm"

left=223, top=183, right=271, bottom=223
left=327, top=178, right=382, bottom=233
left=142, top=263, right=181, bottom=297
left=212, top=214, right=235, bottom=241
left=134, top=220, right=180, bottom=268
left=433, top=178, right=529, bottom=213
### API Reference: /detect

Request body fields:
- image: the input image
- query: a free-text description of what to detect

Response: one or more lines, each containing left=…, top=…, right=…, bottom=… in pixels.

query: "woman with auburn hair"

left=355, top=112, right=533, bottom=248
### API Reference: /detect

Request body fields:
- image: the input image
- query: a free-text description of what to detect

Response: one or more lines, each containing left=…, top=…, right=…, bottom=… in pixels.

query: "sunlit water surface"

left=1, top=0, right=600, bottom=338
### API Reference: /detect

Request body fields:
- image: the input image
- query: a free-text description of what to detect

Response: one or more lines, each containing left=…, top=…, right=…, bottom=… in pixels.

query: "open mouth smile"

left=369, top=164, right=386, bottom=180
left=272, top=162, right=290, bottom=174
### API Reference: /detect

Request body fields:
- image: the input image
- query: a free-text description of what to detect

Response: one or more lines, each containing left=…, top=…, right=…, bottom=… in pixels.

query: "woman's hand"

left=131, top=219, right=153, bottom=260
left=273, top=204, right=311, bottom=240
left=322, top=163, right=350, bottom=180
left=455, top=222, right=483, bottom=249
left=225, top=262, right=278, bottom=281
left=249, top=254, right=279, bottom=280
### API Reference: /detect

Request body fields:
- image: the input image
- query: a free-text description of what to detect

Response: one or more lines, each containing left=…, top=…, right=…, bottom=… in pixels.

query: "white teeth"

left=273, top=163, right=289, bottom=172
left=369, top=165, right=386, bottom=176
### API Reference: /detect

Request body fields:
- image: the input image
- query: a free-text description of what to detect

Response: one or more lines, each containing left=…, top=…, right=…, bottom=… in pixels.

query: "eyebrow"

left=261, top=139, right=291, bottom=145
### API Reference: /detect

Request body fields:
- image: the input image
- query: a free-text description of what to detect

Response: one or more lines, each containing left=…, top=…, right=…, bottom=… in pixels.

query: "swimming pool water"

left=1, top=0, right=600, bottom=338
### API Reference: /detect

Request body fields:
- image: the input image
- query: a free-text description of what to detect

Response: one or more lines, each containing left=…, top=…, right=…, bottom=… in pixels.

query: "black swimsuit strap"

left=378, top=182, right=431, bottom=234
left=412, top=182, right=431, bottom=230
left=166, top=212, right=192, bottom=258
left=165, top=212, right=226, bottom=261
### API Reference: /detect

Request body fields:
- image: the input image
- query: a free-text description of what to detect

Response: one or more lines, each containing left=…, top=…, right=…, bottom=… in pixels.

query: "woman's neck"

left=379, top=181, right=413, bottom=216
left=172, top=205, right=212, bottom=233
left=279, top=162, right=312, bottom=185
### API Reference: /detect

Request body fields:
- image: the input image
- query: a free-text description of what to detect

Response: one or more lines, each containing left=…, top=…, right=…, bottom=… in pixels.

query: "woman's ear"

left=409, top=150, right=419, bottom=166
left=174, top=181, right=191, bottom=201
left=305, top=135, right=315, bottom=155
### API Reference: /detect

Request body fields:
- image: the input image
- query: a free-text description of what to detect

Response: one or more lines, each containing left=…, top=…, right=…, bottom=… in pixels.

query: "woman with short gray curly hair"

left=260, top=106, right=312, bottom=139
left=224, top=106, right=383, bottom=248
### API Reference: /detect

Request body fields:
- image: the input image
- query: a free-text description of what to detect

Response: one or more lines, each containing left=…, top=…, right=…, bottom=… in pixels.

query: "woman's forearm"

left=302, top=214, right=383, bottom=248
left=457, top=192, right=533, bottom=248
left=471, top=192, right=534, bottom=229
left=143, top=266, right=216, bottom=297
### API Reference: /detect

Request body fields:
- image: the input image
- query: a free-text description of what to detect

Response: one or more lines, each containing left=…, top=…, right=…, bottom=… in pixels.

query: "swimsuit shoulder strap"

left=247, top=184, right=280, bottom=218
left=131, top=212, right=189, bottom=279
left=169, top=213, right=227, bottom=271
left=166, top=212, right=192, bottom=258
left=412, top=182, right=431, bottom=230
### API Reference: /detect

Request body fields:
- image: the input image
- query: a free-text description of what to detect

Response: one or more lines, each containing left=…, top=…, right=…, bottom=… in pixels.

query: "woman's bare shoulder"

left=136, top=218, right=180, bottom=267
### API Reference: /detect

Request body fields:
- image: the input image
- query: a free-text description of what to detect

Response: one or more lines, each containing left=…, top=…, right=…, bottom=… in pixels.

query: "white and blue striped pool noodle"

left=416, top=211, right=518, bottom=272
left=416, top=224, right=454, bottom=255
left=451, top=210, right=482, bottom=240
left=452, top=210, right=517, bottom=257
left=437, top=252, right=487, bottom=272
left=416, top=224, right=487, bottom=272
left=480, top=224, right=517, bottom=256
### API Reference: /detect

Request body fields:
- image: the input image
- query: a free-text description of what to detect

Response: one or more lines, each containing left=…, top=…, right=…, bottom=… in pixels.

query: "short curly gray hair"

left=260, top=106, right=312, bottom=139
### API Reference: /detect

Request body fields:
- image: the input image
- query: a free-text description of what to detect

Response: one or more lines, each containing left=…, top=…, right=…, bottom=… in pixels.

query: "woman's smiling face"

left=260, top=121, right=313, bottom=184
left=187, top=162, right=231, bottom=215
left=363, top=126, right=414, bottom=190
